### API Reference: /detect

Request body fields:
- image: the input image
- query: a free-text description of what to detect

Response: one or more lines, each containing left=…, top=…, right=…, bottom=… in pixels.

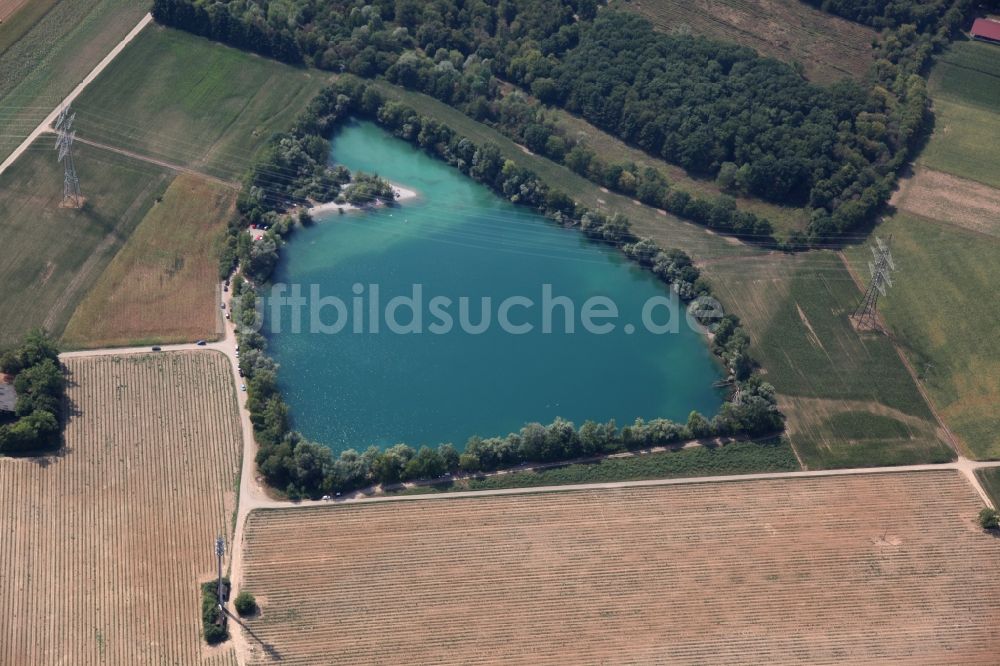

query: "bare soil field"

left=62, top=174, right=234, bottom=348
left=0, top=352, right=241, bottom=664
left=892, top=167, right=1000, bottom=238
left=617, top=0, right=876, bottom=83
left=239, top=471, right=1000, bottom=664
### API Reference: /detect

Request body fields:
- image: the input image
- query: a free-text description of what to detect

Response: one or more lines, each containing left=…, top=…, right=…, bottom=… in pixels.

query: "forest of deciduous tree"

left=151, top=0, right=970, bottom=240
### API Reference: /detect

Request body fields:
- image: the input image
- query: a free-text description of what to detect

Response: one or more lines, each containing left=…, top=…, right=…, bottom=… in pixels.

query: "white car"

left=240, top=384, right=246, bottom=392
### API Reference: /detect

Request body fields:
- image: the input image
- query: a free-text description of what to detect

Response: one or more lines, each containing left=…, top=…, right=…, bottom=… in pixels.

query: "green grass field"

left=844, top=213, right=1000, bottom=459
left=920, top=40, right=1000, bottom=188
left=703, top=250, right=949, bottom=468
left=976, top=468, right=1000, bottom=508
left=0, top=0, right=61, bottom=55
left=397, top=439, right=800, bottom=494
left=61, top=174, right=235, bottom=349
left=1, top=26, right=328, bottom=348
left=0, top=139, right=172, bottom=347
left=0, top=0, right=149, bottom=158
left=72, top=25, right=330, bottom=181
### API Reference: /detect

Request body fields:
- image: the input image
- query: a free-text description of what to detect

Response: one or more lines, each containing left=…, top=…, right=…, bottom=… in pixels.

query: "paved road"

left=0, top=13, right=153, bottom=176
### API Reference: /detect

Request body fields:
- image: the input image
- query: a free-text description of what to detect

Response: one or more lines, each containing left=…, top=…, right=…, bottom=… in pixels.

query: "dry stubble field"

left=617, top=0, right=876, bottom=83
left=0, top=352, right=241, bottom=665
left=240, top=471, right=1000, bottom=665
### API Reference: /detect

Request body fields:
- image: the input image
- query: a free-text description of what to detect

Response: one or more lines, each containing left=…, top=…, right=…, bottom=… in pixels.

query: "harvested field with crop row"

left=0, top=352, right=241, bottom=665
left=239, top=471, right=1000, bottom=664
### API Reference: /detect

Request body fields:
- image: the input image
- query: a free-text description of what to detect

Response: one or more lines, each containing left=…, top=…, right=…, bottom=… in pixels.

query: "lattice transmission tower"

left=851, top=236, right=895, bottom=331
left=215, top=535, right=226, bottom=608
left=54, top=106, right=83, bottom=208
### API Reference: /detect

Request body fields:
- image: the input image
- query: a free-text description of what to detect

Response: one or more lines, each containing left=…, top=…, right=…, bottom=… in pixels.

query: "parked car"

left=151, top=346, right=161, bottom=351
left=195, top=340, right=206, bottom=346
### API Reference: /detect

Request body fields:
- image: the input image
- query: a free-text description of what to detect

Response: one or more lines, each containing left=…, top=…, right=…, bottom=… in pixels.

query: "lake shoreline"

left=307, top=183, right=419, bottom=216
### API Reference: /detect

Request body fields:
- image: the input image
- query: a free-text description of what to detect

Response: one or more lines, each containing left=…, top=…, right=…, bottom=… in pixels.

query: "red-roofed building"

left=971, top=18, right=1000, bottom=44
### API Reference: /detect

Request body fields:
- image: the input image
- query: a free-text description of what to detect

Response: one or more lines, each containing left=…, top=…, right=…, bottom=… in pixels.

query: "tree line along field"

left=369, top=77, right=942, bottom=470
left=238, top=471, right=1000, bottom=664
left=919, top=40, right=1000, bottom=189
left=530, top=101, right=812, bottom=238
left=61, top=174, right=235, bottom=349
left=0, top=0, right=150, bottom=158
left=70, top=25, right=330, bottom=182
left=0, top=352, right=241, bottom=664
left=369, top=79, right=748, bottom=264
left=398, top=439, right=800, bottom=495
left=0, top=138, right=172, bottom=348
left=614, top=0, right=877, bottom=84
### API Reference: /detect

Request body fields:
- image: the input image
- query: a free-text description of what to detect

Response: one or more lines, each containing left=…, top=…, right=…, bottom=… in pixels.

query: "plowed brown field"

left=240, top=471, right=1000, bottom=664
left=0, top=352, right=242, bottom=664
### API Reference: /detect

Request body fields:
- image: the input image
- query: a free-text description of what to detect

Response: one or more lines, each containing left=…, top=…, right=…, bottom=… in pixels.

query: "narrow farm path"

left=71, top=136, right=240, bottom=189
left=0, top=13, right=154, bottom=175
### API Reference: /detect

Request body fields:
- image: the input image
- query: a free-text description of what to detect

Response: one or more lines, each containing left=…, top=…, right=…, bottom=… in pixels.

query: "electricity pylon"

left=54, top=107, right=83, bottom=208
left=852, top=236, right=895, bottom=330
left=215, top=535, right=226, bottom=608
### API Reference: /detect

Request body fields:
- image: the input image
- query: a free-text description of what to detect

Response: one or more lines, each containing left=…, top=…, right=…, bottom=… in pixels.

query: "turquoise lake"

left=265, top=120, right=723, bottom=454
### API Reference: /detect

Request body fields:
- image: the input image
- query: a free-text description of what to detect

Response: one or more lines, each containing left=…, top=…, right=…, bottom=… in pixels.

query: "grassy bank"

left=369, top=79, right=747, bottom=264
left=538, top=105, right=811, bottom=238
left=396, top=439, right=800, bottom=495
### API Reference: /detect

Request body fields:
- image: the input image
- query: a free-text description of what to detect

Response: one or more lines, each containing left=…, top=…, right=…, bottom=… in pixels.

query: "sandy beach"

left=307, top=183, right=418, bottom=216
